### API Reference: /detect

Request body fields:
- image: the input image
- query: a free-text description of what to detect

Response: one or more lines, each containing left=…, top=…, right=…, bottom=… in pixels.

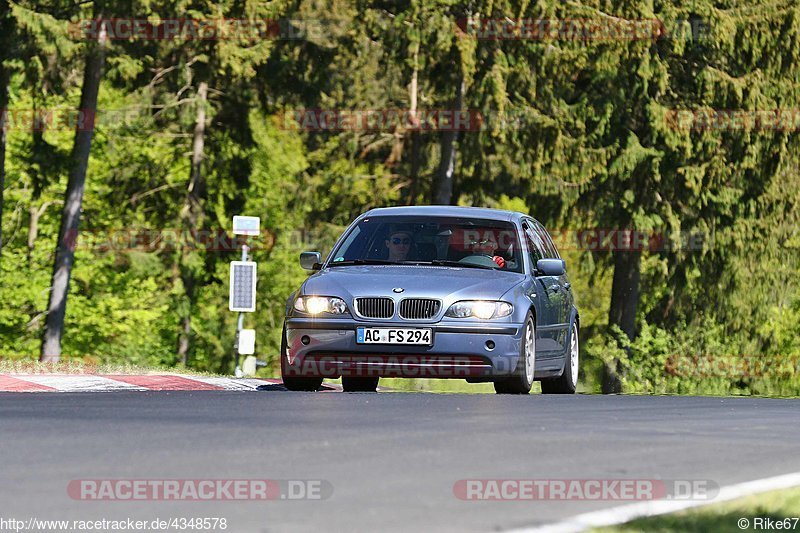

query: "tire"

left=280, top=324, right=323, bottom=392
left=541, top=321, right=579, bottom=394
left=494, top=312, right=535, bottom=394
left=342, top=376, right=379, bottom=392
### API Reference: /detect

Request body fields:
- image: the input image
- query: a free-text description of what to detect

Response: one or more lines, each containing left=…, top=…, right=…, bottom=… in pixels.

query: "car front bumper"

left=284, top=318, right=523, bottom=379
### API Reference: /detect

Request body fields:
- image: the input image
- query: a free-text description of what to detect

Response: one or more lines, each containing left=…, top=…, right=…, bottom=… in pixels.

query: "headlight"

left=445, top=301, right=513, bottom=319
left=294, top=296, right=349, bottom=315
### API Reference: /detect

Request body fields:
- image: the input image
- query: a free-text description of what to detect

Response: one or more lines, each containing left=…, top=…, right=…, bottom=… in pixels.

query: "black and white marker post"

left=229, top=215, right=259, bottom=377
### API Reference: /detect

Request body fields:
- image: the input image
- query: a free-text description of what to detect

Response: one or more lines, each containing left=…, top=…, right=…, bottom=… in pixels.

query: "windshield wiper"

left=327, top=259, right=397, bottom=267
left=402, top=260, right=496, bottom=270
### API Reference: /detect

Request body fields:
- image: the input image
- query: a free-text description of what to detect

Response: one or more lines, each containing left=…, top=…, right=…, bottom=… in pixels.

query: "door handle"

left=564, top=282, right=571, bottom=291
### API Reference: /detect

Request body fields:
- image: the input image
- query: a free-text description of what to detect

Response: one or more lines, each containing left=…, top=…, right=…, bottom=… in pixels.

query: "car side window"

left=522, top=223, right=546, bottom=269
left=533, top=220, right=560, bottom=259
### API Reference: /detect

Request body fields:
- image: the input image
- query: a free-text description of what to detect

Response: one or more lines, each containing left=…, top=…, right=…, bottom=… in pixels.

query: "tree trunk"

left=405, top=48, right=421, bottom=205
left=406, top=131, right=422, bottom=205
left=0, top=0, right=10, bottom=260
left=602, top=248, right=642, bottom=393
left=433, top=75, right=463, bottom=205
left=176, top=81, right=208, bottom=366
left=27, top=202, right=49, bottom=264
left=0, top=65, right=8, bottom=260
left=40, top=12, right=106, bottom=362
left=184, top=81, right=207, bottom=220
left=177, top=311, right=192, bottom=363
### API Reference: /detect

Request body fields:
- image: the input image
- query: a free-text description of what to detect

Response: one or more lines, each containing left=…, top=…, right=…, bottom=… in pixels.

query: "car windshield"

left=327, top=215, right=524, bottom=273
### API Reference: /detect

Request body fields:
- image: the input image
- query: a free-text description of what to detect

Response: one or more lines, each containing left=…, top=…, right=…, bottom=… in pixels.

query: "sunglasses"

left=391, top=237, right=411, bottom=245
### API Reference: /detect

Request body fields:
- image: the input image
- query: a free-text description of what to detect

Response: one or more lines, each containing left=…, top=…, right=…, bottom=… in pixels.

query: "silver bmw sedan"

left=282, top=205, right=579, bottom=394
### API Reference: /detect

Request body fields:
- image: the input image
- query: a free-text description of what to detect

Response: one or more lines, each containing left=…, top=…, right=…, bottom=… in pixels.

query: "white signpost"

left=232, top=215, right=260, bottom=236
left=237, top=329, right=256, bottom=355
left=229, top=216, right=260, bottom=376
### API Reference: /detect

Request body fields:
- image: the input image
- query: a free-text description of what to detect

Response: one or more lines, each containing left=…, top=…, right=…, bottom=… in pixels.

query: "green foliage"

left=582, top=318, right=800, bottom=397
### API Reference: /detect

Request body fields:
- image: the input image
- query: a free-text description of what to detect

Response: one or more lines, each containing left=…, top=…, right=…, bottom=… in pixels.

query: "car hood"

left=301, top=265, right=523, bottom=302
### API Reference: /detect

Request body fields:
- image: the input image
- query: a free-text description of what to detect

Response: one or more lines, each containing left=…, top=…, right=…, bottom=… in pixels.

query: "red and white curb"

left=0, top=374, right=342, bottom=393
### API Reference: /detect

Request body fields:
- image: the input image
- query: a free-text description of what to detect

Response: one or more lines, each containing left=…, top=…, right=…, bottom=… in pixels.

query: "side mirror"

left=299, top=251, right=322, bottom=271
left=536, top=258, right=566, bottom=276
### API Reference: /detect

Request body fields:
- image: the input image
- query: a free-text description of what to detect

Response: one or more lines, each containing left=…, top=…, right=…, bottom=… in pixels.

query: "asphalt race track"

left=1, top=391, right=799, bottom=532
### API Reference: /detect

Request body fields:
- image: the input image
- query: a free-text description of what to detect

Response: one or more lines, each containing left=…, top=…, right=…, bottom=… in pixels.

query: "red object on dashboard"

left=492, top=255, right=505, bottom=268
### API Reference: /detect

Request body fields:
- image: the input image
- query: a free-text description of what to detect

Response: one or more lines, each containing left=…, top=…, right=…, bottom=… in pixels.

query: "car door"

left=532, top=219, right=571, bottom=355
left=521, top=222, right=562, bottom=359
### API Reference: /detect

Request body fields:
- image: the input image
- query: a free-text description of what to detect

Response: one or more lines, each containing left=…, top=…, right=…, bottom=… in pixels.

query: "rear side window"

left=532, top=219, right=560, bottom=258
left=522, top=223, right=546, bottom=267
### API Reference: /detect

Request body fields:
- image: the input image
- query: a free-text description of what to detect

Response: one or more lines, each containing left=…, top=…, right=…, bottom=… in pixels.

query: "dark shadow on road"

left=255, top=383, right=341, bottom=392
left=256, top=384, right=288, bottom=391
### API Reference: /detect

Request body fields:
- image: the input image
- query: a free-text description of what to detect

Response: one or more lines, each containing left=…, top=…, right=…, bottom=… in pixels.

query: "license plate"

left=356, top=327, right=432, bottom=345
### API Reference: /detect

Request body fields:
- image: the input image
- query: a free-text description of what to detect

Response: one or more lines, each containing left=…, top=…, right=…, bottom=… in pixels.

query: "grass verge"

left=594, top=486, right=800, bottom=532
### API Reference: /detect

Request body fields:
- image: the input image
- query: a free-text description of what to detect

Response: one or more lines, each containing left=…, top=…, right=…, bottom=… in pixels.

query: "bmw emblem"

left=392, top=287, right=404, bottom=293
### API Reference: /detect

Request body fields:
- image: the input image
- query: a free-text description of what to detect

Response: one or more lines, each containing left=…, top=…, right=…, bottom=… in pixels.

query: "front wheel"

left=541, top=322, right=579, bottom=394
left=494, top=312, right=535, bottom=394
left=280, top=324, right=323, bottom=392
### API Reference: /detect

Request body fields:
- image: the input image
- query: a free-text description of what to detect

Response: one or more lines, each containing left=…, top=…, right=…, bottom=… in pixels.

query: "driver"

left=385, top=227, right=413, bottom=262
left=470, top=235, right=506, bottom=268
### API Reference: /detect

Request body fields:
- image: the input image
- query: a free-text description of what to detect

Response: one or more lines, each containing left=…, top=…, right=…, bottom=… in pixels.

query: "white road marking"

left=19, top=375, right=147, bottom=392
left=509, top=471, right=800, bottom=533
left=192, top=377, right=280, bottom=390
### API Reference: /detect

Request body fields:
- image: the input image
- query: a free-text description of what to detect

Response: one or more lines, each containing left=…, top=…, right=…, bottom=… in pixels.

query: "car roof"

left=363, top=205, right=525, bottom=223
